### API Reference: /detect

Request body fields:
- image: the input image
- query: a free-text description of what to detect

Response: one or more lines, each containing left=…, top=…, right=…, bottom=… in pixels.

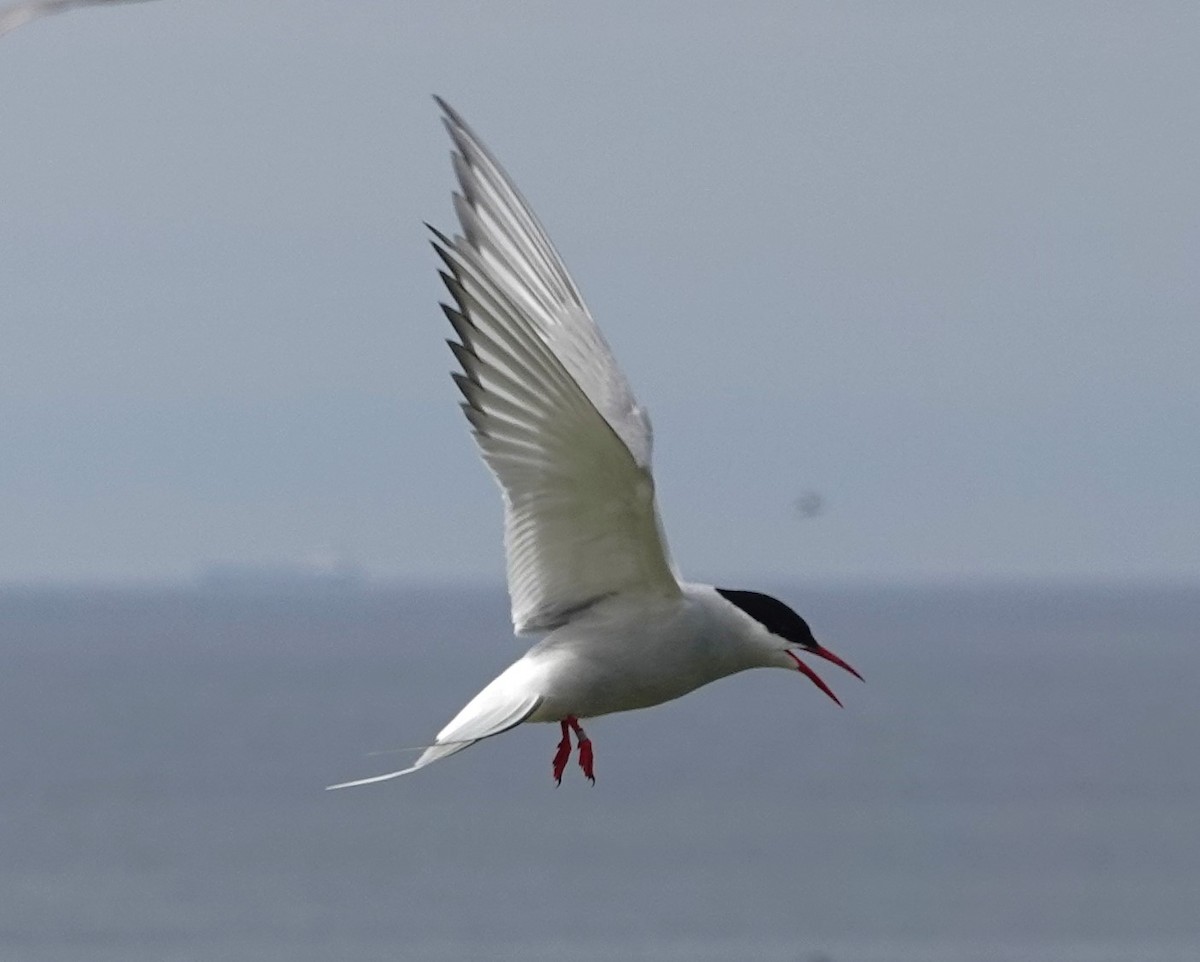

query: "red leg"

left=552, top=720, right=572, bottom=785
left=567, top=716, right=595, bottom=785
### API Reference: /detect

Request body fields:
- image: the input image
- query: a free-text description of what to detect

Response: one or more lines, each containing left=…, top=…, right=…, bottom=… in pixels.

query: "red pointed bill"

left=785, top=650, right=843, bottom=707
left=809, top=645, right=864, bottom=682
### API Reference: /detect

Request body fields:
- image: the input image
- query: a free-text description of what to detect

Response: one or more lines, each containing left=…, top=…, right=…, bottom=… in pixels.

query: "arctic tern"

left=329, top=99, right=862, bottom=789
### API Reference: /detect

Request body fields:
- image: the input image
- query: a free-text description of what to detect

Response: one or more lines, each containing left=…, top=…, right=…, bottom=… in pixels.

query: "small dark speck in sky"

left=793, top=490, right=825, bottom=520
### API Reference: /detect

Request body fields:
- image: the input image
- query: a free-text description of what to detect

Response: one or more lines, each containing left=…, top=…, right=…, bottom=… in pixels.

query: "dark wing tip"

left=426, top=222, right=454, bottom=247
left=431, top=94, right=456, bottom=120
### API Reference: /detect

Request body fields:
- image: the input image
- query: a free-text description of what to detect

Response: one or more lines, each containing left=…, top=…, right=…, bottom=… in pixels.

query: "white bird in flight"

left=329, top=99, right=862, bottom=789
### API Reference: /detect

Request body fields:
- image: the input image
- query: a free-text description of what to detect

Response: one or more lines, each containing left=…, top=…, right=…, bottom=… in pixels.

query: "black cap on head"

left=715, top=588, right=817, bottom=647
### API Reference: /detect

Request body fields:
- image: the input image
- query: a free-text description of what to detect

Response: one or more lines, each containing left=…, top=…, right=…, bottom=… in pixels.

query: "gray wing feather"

left=435, top=96, right=654, bottom=468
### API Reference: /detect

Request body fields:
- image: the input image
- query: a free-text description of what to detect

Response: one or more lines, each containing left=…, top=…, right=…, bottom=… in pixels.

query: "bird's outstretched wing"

left=0, top=0, right=156, bottom=38
left=433, top=98, right=680, bottom=634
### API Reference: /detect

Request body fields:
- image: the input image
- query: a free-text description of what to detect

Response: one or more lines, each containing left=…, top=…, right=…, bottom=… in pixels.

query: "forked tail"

left=326, top=692, right=543, bottom=789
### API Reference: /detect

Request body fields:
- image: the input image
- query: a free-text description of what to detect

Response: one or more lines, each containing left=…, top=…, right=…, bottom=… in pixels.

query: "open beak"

left=785, top=645, right=863, bottom=708
left=785, top=650, right=843, bottom=707
left=809, top=644, right=865, bottom=683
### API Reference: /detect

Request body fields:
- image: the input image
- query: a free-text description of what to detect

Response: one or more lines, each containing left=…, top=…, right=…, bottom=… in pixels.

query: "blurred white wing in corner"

left=0, top=0, right=157, bottom=38
left=434, top=98, right=680, bottom=634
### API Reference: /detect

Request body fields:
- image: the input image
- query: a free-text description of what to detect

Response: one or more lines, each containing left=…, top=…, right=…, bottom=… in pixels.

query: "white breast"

left=520, top=585, right=764, bottom=720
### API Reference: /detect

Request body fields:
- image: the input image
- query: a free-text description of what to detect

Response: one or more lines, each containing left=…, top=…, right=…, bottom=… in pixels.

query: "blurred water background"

left=2, top=580, right=1197, bottom=961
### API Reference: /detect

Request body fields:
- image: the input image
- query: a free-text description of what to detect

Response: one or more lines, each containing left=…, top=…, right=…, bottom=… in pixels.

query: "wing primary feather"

left=440, top=302, right=475, bottom=346
left=453, top=345, right=557, bottom=416
left=436, top=105, right=580, bottom=303
left=446, top=340, right=481, bottom=382
left=439, top=268, right=587, bottom=408
left=451, top=372, right=482, bottom=408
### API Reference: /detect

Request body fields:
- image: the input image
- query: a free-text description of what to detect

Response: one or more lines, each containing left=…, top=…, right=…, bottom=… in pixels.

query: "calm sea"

left=2, top=582, right=1197, bottom=962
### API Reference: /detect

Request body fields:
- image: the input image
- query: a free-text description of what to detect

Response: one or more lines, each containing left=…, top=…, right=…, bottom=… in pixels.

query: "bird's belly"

left=529, top=634, right=735, bottom=721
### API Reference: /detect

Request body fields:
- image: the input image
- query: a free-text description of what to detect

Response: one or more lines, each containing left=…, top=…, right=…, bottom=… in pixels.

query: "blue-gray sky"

left=2, top=1, right=1197, bottom=586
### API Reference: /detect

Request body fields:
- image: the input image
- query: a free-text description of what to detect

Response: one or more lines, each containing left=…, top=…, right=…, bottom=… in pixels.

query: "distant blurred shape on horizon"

left=197, top=552, right=367, bottom=594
